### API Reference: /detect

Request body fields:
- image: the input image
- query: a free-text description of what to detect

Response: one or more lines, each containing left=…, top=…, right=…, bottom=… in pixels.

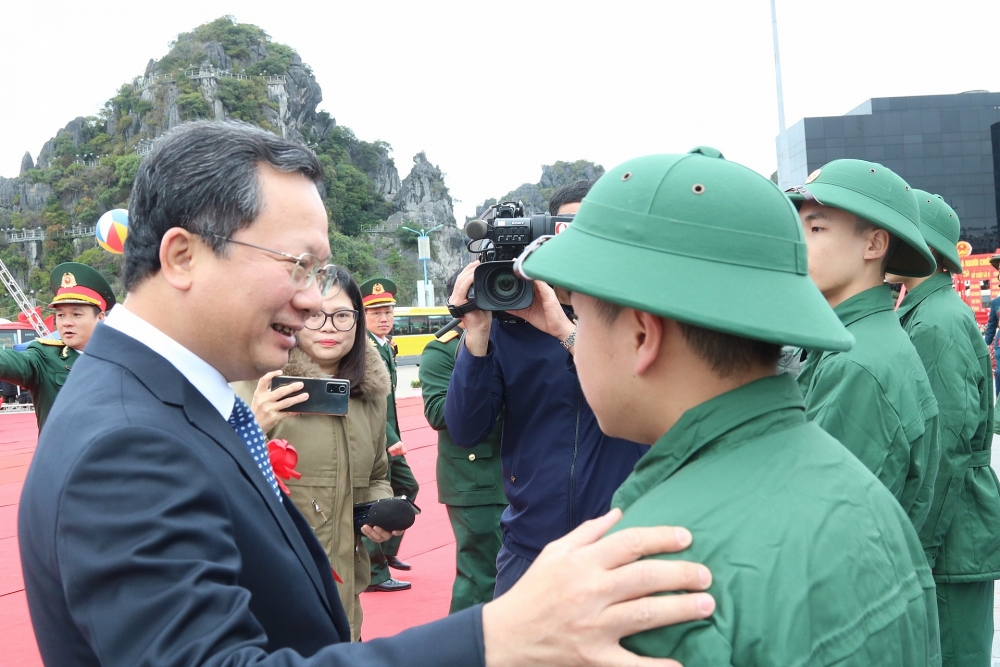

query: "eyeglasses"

left=304, top=309, right=359, bottom=331
left=212, top=235, right=338, bottom=295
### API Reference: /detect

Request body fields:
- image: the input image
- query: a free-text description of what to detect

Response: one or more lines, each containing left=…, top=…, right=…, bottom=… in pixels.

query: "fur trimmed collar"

left=282, top=343, right=390, bottom=403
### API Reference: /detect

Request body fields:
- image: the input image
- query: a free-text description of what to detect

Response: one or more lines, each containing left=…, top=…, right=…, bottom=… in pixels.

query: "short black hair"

left=125, top=120, right=323, bottom=291
left=319, top=268, right=368, bottom=398
left=548, top=179, right=594, bottom=215
left=445, top=269, right=462, bottom=299
left=593, top=299, right=782, bottom=377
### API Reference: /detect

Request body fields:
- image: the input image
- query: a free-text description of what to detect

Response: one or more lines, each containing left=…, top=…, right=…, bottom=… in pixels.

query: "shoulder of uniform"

left=436, top=330, right=460, bottom=344
left=34, top=338, right=65, bottom=347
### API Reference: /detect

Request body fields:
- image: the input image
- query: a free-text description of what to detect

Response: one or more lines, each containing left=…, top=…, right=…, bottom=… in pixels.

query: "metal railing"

left=133, top=74, right=176, bottom=92
left=0, top=225, right=96, bottom=244
left=0, top=258, right=51, bottom=338
left=184, top=66, right=286, bottom=85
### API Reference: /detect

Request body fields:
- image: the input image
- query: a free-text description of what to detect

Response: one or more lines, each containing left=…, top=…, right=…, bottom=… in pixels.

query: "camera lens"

left=495, top=274, right=518, bottom=297
left=484, top=265, right=528, bottom=307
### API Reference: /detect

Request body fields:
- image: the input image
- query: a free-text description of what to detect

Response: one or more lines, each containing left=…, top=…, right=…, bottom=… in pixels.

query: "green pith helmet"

left=518, top=149, right=854, bottom=352
left=359, top=277, right=397, bottom=308
left=911, top=189, right=962, bottom=273
left=785, top=159, right=935, bottom=277
left=48, top=262, right=116, bottom=312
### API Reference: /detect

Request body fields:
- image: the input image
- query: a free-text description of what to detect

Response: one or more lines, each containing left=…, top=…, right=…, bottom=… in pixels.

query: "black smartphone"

left=270, top=376, right=350, bottom=416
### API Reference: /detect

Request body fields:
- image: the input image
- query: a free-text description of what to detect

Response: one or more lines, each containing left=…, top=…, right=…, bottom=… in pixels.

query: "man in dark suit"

left=17, top=120, right=714, bottom=667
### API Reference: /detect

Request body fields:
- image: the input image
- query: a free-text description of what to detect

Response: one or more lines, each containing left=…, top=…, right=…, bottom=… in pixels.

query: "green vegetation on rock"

left=0, top=16, right=401, bottom=319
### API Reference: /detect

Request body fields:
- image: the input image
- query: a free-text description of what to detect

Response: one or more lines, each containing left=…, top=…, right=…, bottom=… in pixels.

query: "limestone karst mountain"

left=0, top=16, right=466, bottom=314
left=474, top=160, right=606, bottom=219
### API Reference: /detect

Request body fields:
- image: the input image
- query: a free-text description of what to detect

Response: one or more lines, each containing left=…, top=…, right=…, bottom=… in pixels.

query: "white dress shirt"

left=103, top=305, right=235, bottom=419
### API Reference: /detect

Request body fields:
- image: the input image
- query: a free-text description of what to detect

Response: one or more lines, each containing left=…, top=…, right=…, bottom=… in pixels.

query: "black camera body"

left=466, top=201, right=573, bottom=311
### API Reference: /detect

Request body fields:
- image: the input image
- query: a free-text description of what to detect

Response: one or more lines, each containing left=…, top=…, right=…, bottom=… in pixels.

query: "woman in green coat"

left=235, top=269, right=395, bottom=641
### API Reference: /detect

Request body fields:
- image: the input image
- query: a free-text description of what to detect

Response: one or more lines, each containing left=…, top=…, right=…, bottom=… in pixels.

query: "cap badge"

left=61, top=273, right=77, bottom=289
left=805, top=169, right=822, bottom=184
left=372, top=283, right=385, bottom=295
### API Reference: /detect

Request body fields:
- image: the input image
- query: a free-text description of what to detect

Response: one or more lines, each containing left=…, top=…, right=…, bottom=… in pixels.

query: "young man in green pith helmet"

left=886, top=192, right=1000, bottom=667
left=518, top=147, right=940, bottom=665
left=788, top=159, right=941, bottom=548
left=358, top=276, right=418, bottom=592
left=0, top=261, right=116, bottom=429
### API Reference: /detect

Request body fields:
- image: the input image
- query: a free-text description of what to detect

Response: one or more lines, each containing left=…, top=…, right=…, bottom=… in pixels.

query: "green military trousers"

left=937, top=580, right=994, bottom=667
left=446, top=503, right=505, bottom=613
left=365, top=454, right=420, bottom=584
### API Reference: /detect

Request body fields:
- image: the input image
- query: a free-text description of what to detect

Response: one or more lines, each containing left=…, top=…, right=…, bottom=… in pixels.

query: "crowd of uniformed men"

left=4, top=119, right=1000, bottom=666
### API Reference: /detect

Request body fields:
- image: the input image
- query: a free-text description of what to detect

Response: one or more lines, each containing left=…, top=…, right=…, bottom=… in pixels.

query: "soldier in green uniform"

left=359, top=277, right=419, bottom=592
left=788, top=159, right=941, bottom=544
left=886, top=192, right=1000, bottom=667
left=518, top=148, right=940, bottom=665
left=0, top=262, right=116, bottom=429
left=419, top=271, right=506, bottom=612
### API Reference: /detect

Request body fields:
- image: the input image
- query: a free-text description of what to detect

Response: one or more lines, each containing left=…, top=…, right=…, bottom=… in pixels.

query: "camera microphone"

left=465, top=219, right=489, bottom=241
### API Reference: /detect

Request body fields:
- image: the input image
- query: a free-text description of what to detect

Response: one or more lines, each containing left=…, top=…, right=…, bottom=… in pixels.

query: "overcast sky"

left=3, top=0, right=999, bottom=222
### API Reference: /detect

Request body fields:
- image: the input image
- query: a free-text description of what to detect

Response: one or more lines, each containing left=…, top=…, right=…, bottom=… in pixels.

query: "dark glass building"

left=780, top=92, right=1000, bottom=252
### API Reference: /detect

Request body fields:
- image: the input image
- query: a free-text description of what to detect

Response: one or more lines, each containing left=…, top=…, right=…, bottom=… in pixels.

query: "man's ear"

left=633, top=309, right=663, bottom=376
left=159, top=228, right=199, bottom=291
left=97, top=311, right=106, bottom=322
left=864, top=228, right=891, bottom=261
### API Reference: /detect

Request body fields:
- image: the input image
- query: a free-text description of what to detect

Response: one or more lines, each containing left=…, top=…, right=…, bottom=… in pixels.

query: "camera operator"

left=446, top=180, right=649, bottom=597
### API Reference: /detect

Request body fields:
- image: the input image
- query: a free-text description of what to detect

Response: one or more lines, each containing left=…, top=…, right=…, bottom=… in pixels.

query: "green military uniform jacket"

left=897, top=272, right=1000, bottom=581
left=368, top=331, right=400, bottom=448
left=612, top=374, right=940, bottom=666
left=798, top=285, right=940, bottom=540
left=0, top=340, right=78, bottom=428
left=419, top=332, right=506, bottom=506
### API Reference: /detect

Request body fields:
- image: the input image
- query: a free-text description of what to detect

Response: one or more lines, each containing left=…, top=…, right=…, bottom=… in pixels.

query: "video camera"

left=463, top=201, right=574, bottom=311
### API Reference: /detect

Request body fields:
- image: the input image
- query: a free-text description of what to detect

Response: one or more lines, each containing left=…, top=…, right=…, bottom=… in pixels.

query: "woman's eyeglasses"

left=304, top=309, right=359, bottom=331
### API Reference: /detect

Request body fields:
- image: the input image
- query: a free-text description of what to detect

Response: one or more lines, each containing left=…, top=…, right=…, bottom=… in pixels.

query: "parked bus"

left=391, top=306, right=451, bottom=361
left=0, top=321, right=40, bottom=351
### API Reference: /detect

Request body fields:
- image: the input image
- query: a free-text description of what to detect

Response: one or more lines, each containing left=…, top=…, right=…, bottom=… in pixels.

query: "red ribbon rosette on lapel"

left=266, top=439, right=302, bottom=494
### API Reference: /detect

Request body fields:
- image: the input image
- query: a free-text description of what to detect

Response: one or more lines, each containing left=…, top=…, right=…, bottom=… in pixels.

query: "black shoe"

left=365, top=578, right=411, bottom=592
left=386, top=555, right=411, bottom=571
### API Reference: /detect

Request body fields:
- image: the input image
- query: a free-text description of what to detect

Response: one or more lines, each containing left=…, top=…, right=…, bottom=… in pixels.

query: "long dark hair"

left=315, top=267, right=368, bottom=397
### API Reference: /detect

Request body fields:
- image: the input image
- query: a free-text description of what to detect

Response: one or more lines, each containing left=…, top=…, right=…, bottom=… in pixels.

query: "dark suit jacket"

left=18, top=324, right=484, bottom=666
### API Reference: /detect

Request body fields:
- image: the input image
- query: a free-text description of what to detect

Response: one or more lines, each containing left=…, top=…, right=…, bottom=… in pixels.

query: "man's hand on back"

left=482, top=509, right=714, bottom=667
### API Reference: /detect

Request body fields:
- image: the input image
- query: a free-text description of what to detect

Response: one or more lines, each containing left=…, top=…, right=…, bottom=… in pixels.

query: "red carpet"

left=359, top=396, right=457, bottom=639
left=0, top=396, right=456, bottom=664
left=0, top=412, right=42, bottom=667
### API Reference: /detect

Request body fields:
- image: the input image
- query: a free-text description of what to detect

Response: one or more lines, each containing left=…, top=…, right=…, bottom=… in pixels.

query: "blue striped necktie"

left=228, top=396, right=282, bottom=502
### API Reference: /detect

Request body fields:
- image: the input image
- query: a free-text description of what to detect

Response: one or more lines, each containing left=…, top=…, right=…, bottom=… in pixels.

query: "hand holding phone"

left=270, top=376, right=350, bottom=416
left=250, top=370, right=310, bottom=432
